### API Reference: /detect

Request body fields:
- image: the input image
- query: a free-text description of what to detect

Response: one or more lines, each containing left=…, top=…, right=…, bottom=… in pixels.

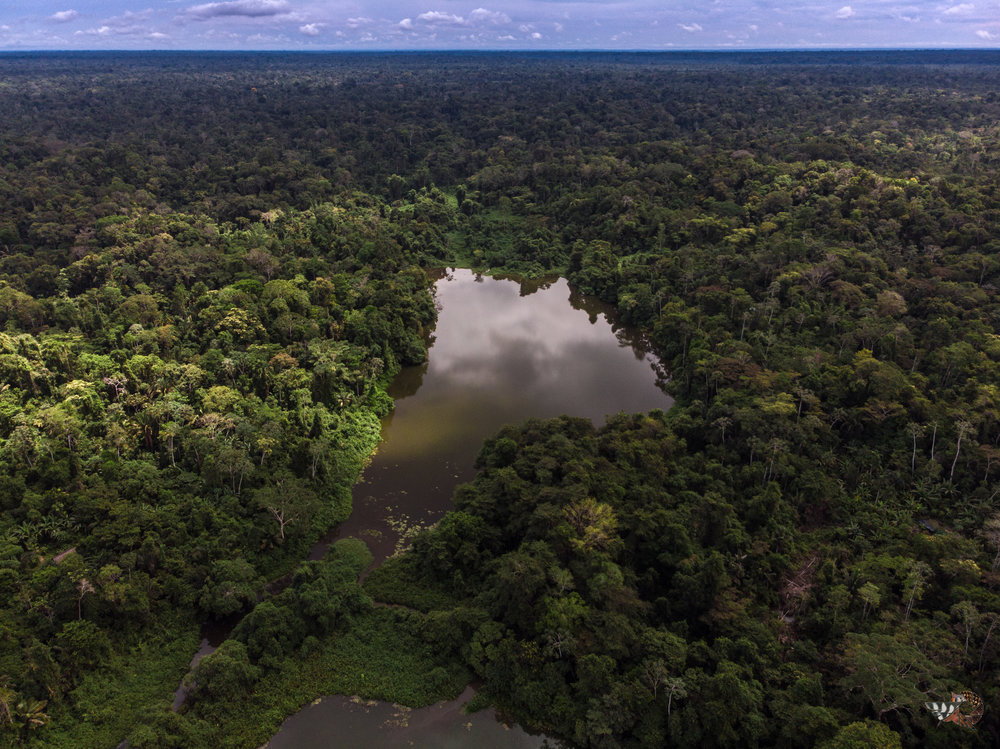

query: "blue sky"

left=1, top=1, right=998, bottom=50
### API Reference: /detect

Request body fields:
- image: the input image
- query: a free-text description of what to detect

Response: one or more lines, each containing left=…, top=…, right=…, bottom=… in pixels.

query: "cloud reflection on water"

left=382, top=269, right=671, bottom=462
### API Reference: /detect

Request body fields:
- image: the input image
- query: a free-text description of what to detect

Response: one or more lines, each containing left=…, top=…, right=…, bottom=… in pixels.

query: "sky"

left=1, top=1, right=999, bottom=51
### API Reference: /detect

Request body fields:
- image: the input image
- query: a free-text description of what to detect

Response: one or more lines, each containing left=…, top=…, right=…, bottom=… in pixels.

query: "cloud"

left=554, top=22, right=564, bottom=32
left=299, top=22, right=322, bottom=36
left=180, top=0, right=290, bottom=21
left=76, top=26, right=112, bottom=36
left=531, top=31, right=542, bottom=39
left=976, top=29, right=997, bottom=39
left=469, top=8, right=510, bottom=24
left=346, top=17, right=372, bottom=27
left=411, top=8, right=510, bottom=27
left=942, top=3, right=975, bottom=14
left=148, top=31, right=169, bottom=39
left=417, top=11, right=466, bottom=25
left=678, top=23, right=703, bottom=32
left=49, top=10, right=79, bottom=23
left=835, top=6, right=855, bottom=19
left=75, top=10, right=155, bottom=36
left=246, top=32, right=290, bottom=43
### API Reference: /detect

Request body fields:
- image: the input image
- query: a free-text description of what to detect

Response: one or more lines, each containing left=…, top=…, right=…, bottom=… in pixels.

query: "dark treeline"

left=0, top=51, right=998, bottom=748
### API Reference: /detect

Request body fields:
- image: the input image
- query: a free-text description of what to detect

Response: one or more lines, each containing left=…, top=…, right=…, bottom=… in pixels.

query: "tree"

left=563, top=498, right=619, bottom=553
left=255, top=477, right=318, bottom=543
left=185, top=640, right=260, bottom=704
left=663, top=676, right=687, bottom=717
left=54, top=619, right=111, bottom=678
left=902, top=561, right=931, bottom=623
left=672, top=663, right=764, bottom=749
left=638, top=628, right=686, bottom=700
left=838, top=632, right=942, bottom=718
left=818, top=720, right=902, bottom=749
left=949, top=419, right=972, bottom=482
left=161, top=420, right=180, bottom=467
left=213, top=445, right=253, bottom=494
left=950, top=601, right=979, bottom=659
left=859, top=582, right=881, bottom=623
left=198, top=559, right=260, bottom=618
left=14, top=699, right=49, bottom=736
left=981, top=512, right=1000, bottom=572
left=0, top=678, right=14, bottom=728
left=979, top=612, right=999, bottom=674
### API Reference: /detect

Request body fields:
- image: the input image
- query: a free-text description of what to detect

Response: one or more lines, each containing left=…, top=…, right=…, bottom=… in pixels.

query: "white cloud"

left=49, top=10, right=79, bottom=23
left=299, top=23, right=322, bottom=36
left=180, top=0, right=290, bottom=21
left=531, top=31, right=542, bottom=39
left=518, top=23, right=533, bottom=32
left=469, top=8, right=510, bottom=24
left=406, top=8, right=511, bottom=30
left=554, top=22, right=564, bottom=32
left=678, top=22, right=703, bottom=32
left=835, top=6, right=855, bottom=18
left=417, top=11, right=466, bottom=25
left=77, top=26, right=112, bottom=36
left=942, top=4, right=975, bottom=15
left=74, top=11, right=154, bottom=37
left=346, top=17, right=372, bottom=28
left=246, top=32, right=290, bottom=42
left=976, top=29, right=997, bottom=39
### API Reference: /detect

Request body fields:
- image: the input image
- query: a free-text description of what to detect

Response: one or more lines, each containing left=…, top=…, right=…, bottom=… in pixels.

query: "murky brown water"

left=311, top=268, right=671, bottom=565
left=262, top=687, right=553, bottom=749
left=267, top=268, right=671, bottom=748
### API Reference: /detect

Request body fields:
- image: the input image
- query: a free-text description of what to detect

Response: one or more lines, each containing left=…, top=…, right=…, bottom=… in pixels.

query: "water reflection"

left=318, top=268, right=672, bottom=565
left=262, top=687, right=548, bottom=749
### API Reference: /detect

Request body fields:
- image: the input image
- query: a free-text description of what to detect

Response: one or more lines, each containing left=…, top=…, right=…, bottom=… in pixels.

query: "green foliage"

left=361, top=554, right=462, bottom=612
left=388, top=408, right=999, bottom=747
left=818, top=720, right=903, bottom=749
left=27, top=620, right=199, bottom=749
left=2, top=50, right=1000, bottom=749
left=172, top=607, right=469, bottom=749
left=198, top=559, right=260, bottom=618
left=186, top=640, right=260, bottom=705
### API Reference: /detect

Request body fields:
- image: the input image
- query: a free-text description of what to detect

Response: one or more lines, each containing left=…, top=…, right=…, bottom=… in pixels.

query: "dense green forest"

left=0, top=50, right=999, bottom=748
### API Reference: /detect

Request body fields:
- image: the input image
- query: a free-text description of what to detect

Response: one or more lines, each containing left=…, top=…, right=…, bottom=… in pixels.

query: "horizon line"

left=2, top=46, right=1000, bottom=54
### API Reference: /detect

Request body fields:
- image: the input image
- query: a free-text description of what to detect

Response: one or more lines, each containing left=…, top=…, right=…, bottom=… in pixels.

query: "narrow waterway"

left=264, top=269, right=672, bottom=747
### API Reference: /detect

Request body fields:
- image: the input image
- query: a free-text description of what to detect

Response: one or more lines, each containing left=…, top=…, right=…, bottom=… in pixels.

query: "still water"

left=266, top=268, right=672, bottom=748
left=314, top=269, right=672, bottom=565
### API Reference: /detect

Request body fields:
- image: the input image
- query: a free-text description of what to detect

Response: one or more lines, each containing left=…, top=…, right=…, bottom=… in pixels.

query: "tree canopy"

left=0, top=50, right=999, bottom=748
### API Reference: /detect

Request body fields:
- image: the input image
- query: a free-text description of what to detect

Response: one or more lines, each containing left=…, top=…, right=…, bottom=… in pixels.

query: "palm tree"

left=16, top=698, right=50, bottom=734
left=0, top=678, right=16, bottom=727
